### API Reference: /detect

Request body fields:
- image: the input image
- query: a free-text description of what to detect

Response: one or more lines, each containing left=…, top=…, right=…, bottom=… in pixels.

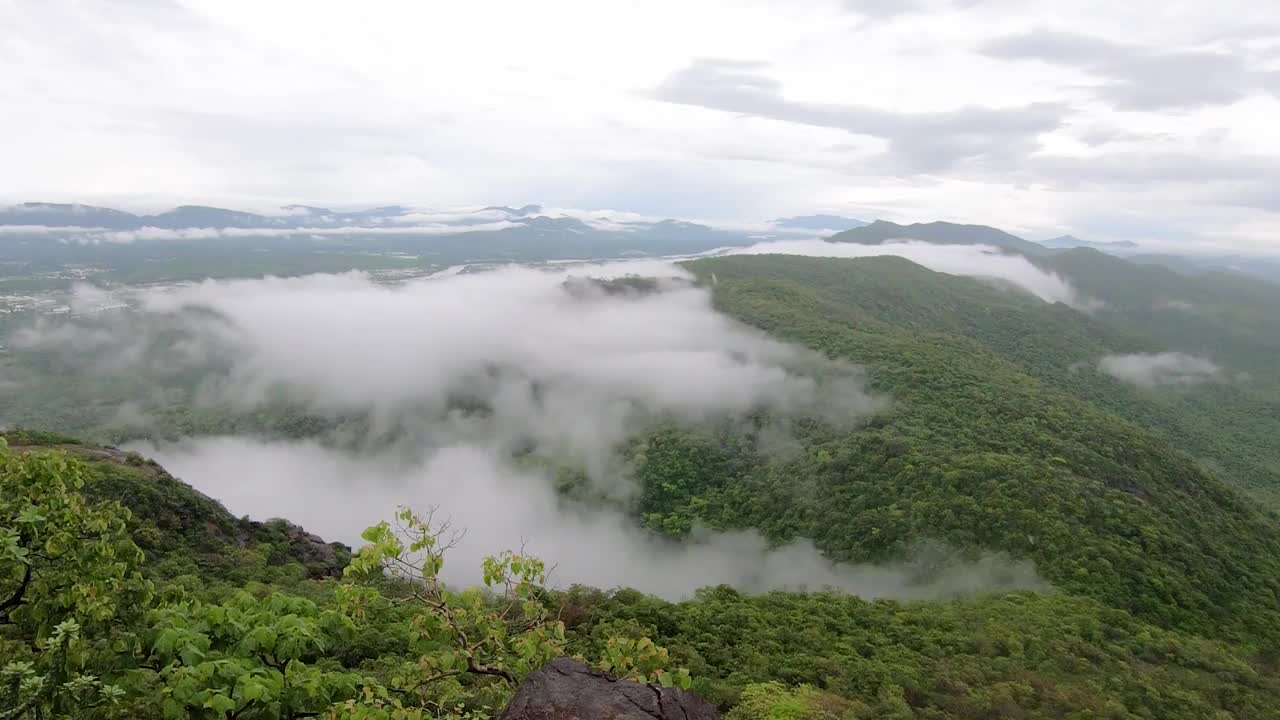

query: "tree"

left=2, top=619, right=130, bottom=720
left=340, top=507, right=568, bottom=718
left=1, top=441, right=151, bottom=719
left=340, top=506, right=691, bottom=717
left=143, top=592, right=370, bottom=719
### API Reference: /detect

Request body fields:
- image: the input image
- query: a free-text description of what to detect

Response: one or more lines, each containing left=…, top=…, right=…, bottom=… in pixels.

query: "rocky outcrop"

left=2, top=434, right=351, bottom=578
left=500, top=657, right=719, bottom=720
left=249, top=518, right=351, bottom=577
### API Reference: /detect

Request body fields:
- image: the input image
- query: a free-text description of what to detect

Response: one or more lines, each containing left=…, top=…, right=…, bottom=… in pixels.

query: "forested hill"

left=672, top=254, right=1280, bottom=645
left=1037, top=248, right=1280, bottom=500
left=1040, top=247, right=1280, bottom=373
left=827, top=220, right=1049, bottom=256
left=696, top=250, right=1280, bottom=501
left=0, top=429, right=352, bottom=587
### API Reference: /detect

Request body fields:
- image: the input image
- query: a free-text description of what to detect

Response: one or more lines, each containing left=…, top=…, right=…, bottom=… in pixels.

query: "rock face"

left=262, top=519, right=351, bottom=577
left=500, top=658, right=719, bottom=720
left=2, top=435, right=352, bottom=578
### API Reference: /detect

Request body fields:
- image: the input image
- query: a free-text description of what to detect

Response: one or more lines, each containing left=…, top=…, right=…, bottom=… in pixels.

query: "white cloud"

left=68, top=221, right=522, bottom=244
left=1098, top=352, right=1223, bottom=387
left=21, top=259, right=881, bottom=474
left=16, top=255, right=1045, bottom=598
left=387, top=209, right=516, bottom=225
left=0, top=225, right=110, bottom=235
left=134, top=435, right=1043, bottom=600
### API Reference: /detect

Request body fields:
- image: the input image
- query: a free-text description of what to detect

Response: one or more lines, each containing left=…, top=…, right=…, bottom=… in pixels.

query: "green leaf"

left=203, top=693, right=236, bottom=713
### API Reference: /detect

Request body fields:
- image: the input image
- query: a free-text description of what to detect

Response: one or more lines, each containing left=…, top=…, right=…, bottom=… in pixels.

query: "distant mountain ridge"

left=0, top=202, right=417, bottom=230
left=3, top=202, right=864, bottom=235
left=1127, top=253, right=1280, bottom=284
left=1, top=202, right=775, bottom=237
left=1043, top=234, right=1139, bottom=251
left=482, top=204, right=544, bottom=217
left=828, top=219, right=1049, bottom=256
left=773, top=214, right=867, bottom=231
left=0, top=202, right=144, bottom=229
left=0, top=202, right=783, bottom=275
left=7, top=203, right=1275, bottom=286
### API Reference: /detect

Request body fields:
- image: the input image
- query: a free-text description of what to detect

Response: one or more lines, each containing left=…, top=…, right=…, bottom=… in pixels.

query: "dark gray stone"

left=500, top=657, right=719, bottom=720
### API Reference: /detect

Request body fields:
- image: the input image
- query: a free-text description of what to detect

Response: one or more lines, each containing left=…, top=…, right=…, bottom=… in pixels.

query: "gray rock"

left=500, top=657, right=719, bottom=720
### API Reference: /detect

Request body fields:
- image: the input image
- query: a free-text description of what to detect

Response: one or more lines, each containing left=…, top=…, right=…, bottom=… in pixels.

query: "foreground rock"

left=500, top=657, right=719, bottom=720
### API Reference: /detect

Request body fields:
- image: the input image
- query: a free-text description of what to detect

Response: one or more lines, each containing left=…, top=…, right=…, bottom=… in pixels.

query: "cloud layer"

left=14, top=252, right=1052, bottom=598
left=981, top=28, right=1279, bottom=110
left=135, top=435, right=1042, bottom=600
left=72, top=222, right=524, bottom=244
left=653, top=58, right=1065, bottom=173
left=1098, top=352, right=1223, bottom=387
left=20, top=261, right=877, bottom=462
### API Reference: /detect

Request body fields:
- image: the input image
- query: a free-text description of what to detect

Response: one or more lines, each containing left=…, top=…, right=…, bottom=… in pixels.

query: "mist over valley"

left=6, top=2, right=1280, bottom=716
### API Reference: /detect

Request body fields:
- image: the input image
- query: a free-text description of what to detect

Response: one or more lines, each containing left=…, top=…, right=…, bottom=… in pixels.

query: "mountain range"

left=3, top=203, right=1277, bottom=288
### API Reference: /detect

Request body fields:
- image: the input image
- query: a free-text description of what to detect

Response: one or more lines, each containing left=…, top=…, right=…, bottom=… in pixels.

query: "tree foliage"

left=1, top=440, right=150, bottom=719
left=340, top=507, right=571, bottom=716
left=2, top=458, right=686, bottom=719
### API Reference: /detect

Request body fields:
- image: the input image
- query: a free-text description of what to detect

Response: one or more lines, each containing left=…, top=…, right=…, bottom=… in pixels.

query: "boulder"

left=500, top=657, right=719, bottom=720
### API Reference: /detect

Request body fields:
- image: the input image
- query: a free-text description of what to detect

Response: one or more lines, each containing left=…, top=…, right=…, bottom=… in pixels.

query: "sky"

left=2, top=0, right=1279, bottom=252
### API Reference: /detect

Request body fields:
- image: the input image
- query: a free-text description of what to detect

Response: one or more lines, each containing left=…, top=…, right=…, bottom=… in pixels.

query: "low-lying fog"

left=17, top=240, right=1072, bottom=598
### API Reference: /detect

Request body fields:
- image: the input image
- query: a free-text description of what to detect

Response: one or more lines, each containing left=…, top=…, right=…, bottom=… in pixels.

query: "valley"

left=5, top=218, right=1280, bottom=718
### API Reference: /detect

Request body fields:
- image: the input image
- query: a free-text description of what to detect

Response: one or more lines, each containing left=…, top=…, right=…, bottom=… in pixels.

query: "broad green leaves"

left=0, top=619, right=128, bottom=720
left=597, top=637, right=691, bottom=689
left=3, top=450, right=693, bottom=720
left=340, top=505, right=689, bottom=718
left=1, top=442, right=151, bottom=636
left=145, top=592, right=365, bottom=719
left=1, top=442, right=150, bottom=719
left=342, top=506, right=566, bottom=713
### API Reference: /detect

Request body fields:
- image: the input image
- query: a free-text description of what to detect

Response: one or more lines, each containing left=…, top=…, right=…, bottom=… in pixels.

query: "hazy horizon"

left=3, top=0, right=1279, bottom=255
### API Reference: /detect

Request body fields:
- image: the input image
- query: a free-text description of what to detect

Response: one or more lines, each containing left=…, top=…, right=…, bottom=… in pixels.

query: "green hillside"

left=692, top=250, right=1280, bottom=502
left=659, top=254, right=1280, bottom=645
left=1041, top=248, right=1280, bottom=370
left=1039, top=249, right=1280, bottom=499
left=0, top=429, right=351, bottom=589
left=572, top=587, right=1280, bottom=718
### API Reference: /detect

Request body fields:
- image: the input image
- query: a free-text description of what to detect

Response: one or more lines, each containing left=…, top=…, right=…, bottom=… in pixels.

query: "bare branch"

left=0, top=563, right=33, bottom=624
left=465, top=658, right=517, bottom=686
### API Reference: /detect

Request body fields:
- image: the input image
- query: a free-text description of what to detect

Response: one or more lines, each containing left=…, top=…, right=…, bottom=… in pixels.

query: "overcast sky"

left=3, top=0, right=1279, bottom=252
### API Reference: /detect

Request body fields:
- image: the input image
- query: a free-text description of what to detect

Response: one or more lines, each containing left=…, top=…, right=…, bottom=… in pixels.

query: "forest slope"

left=6, top=435, right=1280, bottom=719
left=655, top=254, right=1280, bottom=646
left=0, top=429, right=351, bottom=588
left=1039, top=248, right=1280, bottom=500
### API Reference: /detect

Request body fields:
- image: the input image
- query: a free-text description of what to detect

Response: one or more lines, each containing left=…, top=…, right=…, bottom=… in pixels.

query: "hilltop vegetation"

left=7, top=431, right=1280, bottom=719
